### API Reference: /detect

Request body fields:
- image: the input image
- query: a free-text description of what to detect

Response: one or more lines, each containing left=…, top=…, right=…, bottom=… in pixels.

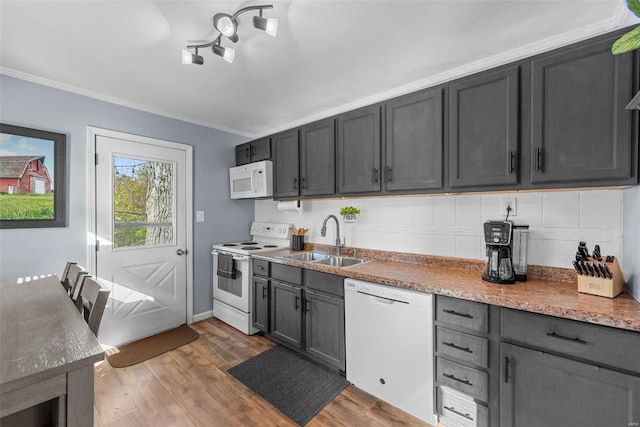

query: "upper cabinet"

left=337, top=105, right=382, bottom=194
left=384, top=89, right=444, bottom=192
left=300, top=118, right=336, bottom=197
left=530, top=36, right=636, bottom=186
left=272, top=130, right=300, bottom=199
left=449, top=67, right=520, bottom=189
left=235, top=138, right=271, bottom=166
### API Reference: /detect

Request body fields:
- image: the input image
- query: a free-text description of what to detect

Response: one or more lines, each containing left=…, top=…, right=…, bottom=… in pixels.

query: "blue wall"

left=0, top=74, right=255, bottom=316
left=623, top=184, right=640, bottom=302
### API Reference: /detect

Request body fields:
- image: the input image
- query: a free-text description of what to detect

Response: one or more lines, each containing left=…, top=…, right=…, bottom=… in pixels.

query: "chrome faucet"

left=320, top=214, right=343, bottom=255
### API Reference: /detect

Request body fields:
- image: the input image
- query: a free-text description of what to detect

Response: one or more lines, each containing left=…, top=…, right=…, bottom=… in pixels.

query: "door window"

left=113, top=156, right=174, bottom=248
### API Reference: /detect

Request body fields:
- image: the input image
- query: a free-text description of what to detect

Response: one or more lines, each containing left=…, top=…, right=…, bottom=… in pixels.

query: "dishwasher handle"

left=356, top=290, right=408, bottom=304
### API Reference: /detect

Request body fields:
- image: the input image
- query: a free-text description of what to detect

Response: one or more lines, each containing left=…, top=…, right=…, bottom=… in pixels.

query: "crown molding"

left=259, top=17, right=628, bottom=138
left=0, top=67, right=253, bottom=138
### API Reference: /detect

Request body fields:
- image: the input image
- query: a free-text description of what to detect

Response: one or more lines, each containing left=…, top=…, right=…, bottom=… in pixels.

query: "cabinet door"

left=272, top=130, right=300, bottom=198
left=270, top=280, right=303, bottom=348
left=337, top=105, right=381, bottom=194
left=305, top=290, right=345, bottom=371
left=251, top=137, right=271, bottom=162
left=531, top=37, right=634, bottom=184
left=385, top=88, right=443, bottom=191
left=500, top=342, right=640, bottom=427
left=449, top=67, right=520, bottom=188
left=300, top=118, right=336, bottom=197
left=252, top=277, right=269, bottom=332
left=235, top=143, right=251, bottom=166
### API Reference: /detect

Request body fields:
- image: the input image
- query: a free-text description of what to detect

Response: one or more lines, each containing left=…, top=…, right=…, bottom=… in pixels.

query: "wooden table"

left=0, top=275, right=104, bottom=426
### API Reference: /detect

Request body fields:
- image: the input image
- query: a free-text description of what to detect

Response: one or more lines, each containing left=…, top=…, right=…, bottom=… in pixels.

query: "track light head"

left=182, top=48, right=204, bottom=65
left=214, top=13, right=237, bottom=39
left=212, top=44, right=235, bottom=64
left=253, top=15, right=278, bottom=37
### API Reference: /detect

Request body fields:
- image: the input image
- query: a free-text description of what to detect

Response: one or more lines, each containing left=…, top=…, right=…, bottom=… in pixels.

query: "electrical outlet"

left=502, top=197, right=517, bottom=217
left=196, top=210, right=205, bottom=222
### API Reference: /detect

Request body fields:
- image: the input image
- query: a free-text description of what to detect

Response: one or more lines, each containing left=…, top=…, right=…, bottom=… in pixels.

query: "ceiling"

left=0, top=1, right=636, bottom=138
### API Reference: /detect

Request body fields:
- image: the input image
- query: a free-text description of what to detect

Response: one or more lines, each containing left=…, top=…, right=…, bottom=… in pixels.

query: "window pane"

left=113, top=157, right=174, bottom=248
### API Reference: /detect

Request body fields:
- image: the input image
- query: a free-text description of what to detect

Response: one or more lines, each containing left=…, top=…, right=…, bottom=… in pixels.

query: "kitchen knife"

left=578, top=242, right=590, bottom=258
left=597, top=264, right=609, bottom=279
left=586, top=262, right=597, bottom=277
left=606, top=255, right=615, bottom=263
left=578, top=261, right=589, bottom=276
left=593, top=245, right=602, bottom=261
left=575, top=252, right=584, bottom=262
left=572, top=261, right=582, bottom=275
left=603, top=264, right=613, bottom=279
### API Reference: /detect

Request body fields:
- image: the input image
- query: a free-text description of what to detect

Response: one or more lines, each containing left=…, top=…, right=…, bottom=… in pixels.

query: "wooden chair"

left=76, top=275, right=110, bottom=336
left=61, top=262, right=88, bottom=297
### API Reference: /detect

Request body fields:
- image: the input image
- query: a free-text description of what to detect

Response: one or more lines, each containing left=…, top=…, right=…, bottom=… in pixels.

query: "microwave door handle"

left=251, top=170, right=257, bottom=193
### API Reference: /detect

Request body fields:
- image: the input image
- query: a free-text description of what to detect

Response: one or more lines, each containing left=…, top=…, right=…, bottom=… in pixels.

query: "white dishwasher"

left=345, top=278, right=434, bottom=425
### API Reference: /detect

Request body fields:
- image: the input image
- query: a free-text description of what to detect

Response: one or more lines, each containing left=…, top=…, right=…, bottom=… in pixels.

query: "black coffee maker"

left=482, top=220, right=515, bottom=284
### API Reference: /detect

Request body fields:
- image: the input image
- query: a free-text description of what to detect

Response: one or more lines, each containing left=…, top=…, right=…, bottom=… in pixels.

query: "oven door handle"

left=232, top=255, right=249, bottom=262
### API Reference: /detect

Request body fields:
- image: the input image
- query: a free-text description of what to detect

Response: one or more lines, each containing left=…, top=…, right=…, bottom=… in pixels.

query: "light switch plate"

left=196, top=210, right=205, bottom=222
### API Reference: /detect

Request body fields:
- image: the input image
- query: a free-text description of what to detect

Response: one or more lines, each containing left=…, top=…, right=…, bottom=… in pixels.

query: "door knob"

left=176, top=249, right=186, bottom=255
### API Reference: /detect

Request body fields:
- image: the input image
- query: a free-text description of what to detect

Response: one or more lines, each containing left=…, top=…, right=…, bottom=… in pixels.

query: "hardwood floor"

left=94, top=318, right=432, bottom=426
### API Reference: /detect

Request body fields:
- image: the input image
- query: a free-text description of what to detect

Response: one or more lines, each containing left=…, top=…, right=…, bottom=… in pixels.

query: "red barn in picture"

left=0, top=155, right=52, bottom=194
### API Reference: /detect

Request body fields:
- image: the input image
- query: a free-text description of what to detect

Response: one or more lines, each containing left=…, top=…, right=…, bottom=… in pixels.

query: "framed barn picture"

left=0, top=124, right=67, bottom=228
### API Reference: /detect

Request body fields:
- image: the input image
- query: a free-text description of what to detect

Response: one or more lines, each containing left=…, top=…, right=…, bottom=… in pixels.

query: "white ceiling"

left=0, top=1, right=636, bottom=138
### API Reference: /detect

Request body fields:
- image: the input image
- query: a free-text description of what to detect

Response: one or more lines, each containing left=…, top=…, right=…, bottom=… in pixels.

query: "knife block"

left=577, top=257, right=625, bottom=298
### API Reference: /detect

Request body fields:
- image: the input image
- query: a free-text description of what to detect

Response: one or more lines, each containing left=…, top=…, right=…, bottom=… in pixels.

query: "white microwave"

left=229, top=160, right=273, bottom=199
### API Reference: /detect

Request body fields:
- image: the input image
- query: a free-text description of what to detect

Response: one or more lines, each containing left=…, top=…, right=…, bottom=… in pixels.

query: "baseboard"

left=192, top=310, right=213, bottom=323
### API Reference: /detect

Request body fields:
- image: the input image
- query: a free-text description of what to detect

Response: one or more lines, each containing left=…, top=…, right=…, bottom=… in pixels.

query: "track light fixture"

left=183, top=4, right=277, bottom=65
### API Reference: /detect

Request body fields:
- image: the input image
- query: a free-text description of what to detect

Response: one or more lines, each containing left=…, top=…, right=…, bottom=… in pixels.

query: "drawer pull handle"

left=546, top=332, right=587, bottom=345
left=443, top=373, right=473, bottom=387
left=443, top=309, right=473, bottom=319
left=443, top=341, right=473, bottom=353
left=443, top=405, right=473, bottom=421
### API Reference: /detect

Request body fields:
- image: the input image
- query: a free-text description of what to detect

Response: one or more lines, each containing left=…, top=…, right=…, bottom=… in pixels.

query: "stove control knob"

left=494, top=237, right=500, bottom=243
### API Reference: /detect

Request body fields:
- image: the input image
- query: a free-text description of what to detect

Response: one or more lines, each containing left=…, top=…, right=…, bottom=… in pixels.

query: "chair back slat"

left=65, top=264, right=88, bottom=296
left=78, top=276, right=110, bottom=336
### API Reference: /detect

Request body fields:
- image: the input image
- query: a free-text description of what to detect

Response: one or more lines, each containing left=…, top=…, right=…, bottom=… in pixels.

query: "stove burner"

left=242, top=247, right=262, bottom=250
left=222, top=243, right=237, bottom=246
left=263, top=245, right=278, bottom=248
left=241, top=242, right=258, bottom=245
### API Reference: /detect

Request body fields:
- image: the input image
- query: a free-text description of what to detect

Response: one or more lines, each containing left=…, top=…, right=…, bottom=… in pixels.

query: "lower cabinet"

left=270, top=280, right=303, bottom=348
left=500, top=342, right=640, bottom=427
left=252, top=277, right=269, bottom=333
left=254, top=262, right=346, bottom=372
left=305, top=289, right=345, bottom=371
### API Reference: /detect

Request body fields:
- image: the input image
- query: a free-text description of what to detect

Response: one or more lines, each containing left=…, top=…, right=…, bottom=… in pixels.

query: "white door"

left=33, top=178, right=45, bottom=194
left=95, top=134, right=188, bottom=346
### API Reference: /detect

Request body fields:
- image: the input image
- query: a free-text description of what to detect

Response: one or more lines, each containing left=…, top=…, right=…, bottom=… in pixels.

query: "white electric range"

left=211, top=221, right=291, bottom=334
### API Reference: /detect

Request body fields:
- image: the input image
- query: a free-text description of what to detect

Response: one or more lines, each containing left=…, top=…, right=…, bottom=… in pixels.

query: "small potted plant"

left=339, top=206, right=361, bottom=223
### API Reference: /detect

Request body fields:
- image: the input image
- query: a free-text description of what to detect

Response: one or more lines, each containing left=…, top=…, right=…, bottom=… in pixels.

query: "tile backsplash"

left=255, top=189, right=623, bottom=269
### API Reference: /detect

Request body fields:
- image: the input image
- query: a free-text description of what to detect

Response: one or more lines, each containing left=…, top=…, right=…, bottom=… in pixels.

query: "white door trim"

left=87, top=126, right=194, bottom=324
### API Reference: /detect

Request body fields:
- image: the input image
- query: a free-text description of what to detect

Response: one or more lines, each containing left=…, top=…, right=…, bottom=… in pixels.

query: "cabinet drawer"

left=436, top=296, right=488, bottom=334
left=253, top=259, right=270, bottom=277
left=271, top=263, right=302, bottom=285
left=304, top=270, right=344, bottom=297
left=501, top=308, right=640, bottom=374
left=436, top=326, right=488, bottom=368
left=436, top=357, right=488, bottom=402
left=437, top=385, right=488, bottom=427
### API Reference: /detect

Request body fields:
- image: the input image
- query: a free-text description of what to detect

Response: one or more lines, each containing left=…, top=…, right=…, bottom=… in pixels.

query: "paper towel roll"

left=277, top=200, right=302, bottom=212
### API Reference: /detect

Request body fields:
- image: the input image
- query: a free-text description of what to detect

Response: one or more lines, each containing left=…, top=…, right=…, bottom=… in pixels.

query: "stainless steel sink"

left=315, top=256, right=369, bottom=267
left=278, top=252, right=370, bottom=267
left=281, top=252, right=331, bottom=262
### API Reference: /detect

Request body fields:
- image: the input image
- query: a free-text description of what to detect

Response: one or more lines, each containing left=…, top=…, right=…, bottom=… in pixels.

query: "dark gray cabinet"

left=500, top=342, right=640, bottom=427
left=337, top=105, right=381, bottom=194
left=449, top=67, right=520, bottom=188
left=499, top=308, right=640, bottom=427
left=304, top=289, right=345, bottom=371
left=300, top=118, right=336, bottom=197
left=252, top=277, right=269, bottom=333
left=272, top=130, right=300, bottom=198
left=530, top=36, right=635, bottom=185
left=235, top=138, right=271, bottom=166
left=384, top=89, right=443, bottom=191
left=270, top=280, right=303, bottom=348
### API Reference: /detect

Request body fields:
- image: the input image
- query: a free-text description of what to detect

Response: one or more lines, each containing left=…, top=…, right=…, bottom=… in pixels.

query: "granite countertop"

left=254, top=246, right=640, bottom=333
